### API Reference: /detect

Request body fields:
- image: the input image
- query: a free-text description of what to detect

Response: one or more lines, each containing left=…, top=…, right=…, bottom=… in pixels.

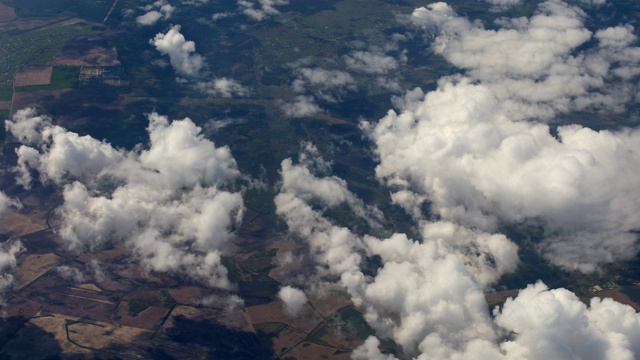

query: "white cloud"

left=407, top=0, right=640, bottom=119
left=150, top=25, right=204, bottom=77
left=195, top=78, right=249, bottom=98
left=136, top=0, right=174, bottom=26
left=344, top=51, right=399, bottom=75
left=237, top=0, right=288, bottom=21
left=366, top=1, right=640, bottom=272
left=55, top=265, right=85, bottom=283
left=0, top=240, right=23, bottom=303
left=278, top=286, right=307, bottom=316
left=7, top=109, right=244, bottom=289
left=292, top=68, right=355, bottom=93
left=275, top=144, right=640, bottom=359
left=365, top=78, right=640, bottom=272
left=280, top=95, right=322, bottom=118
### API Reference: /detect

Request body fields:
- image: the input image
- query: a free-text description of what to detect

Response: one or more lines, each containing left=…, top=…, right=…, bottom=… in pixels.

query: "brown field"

left=20, top=229, right=75, bottom=258
left=597, top=287, right=640, bottom=311
left=0, top=314, right=92, bottom=358
left=283, top=342, right=347, bottom=360
left=14, top=252, right=62, bottom=289
left=485, top=289, right=519, bottom=307
left=4, top=296, right=42, bottom=318
left=11, top=88, right=71, bottom=113
left=246, top=301, right=324, bottom=333
left=40, top=292, right=117, bottom=325
left=116, top=302, right=171, bottom=331
left=0, top=101, right=10, bottom=110
left=272, top=326, right=307, bottom=355
left=67, top=320, right=150, bottom=353
left=0, top=211, right=48, bottom=238
left=49, top=44, right=119, bottom=66
left=14, top=66, right=52, bottom=87
left=0, top=3, right=17, bottom=22
left=77, top=244, right=127, bottom=264
left=168, top=285, right=207, bottom=305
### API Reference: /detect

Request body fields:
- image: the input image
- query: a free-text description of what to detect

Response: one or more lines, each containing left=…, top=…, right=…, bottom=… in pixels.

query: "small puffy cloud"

left=292, top=68, right=355, bottom=93
left=137, top=0, right=174, bottom=26
left=484, top=0, right=522, bottom=7
left=237, top=0, right=288, bottom=21
left=344, top=51, right=399, bottom=74
left=55, top=265, right=85, bottom=283
left=278, top=286, right=307, bottom=316
left=280, top=95, right=322, bottom=118
left=8, top=109, right=244, bottom=289
left=195, top=78, right=249, bottom=98
left=150, top=25, right=204, bottom=77
left=0, top=240, right=23, bottom=303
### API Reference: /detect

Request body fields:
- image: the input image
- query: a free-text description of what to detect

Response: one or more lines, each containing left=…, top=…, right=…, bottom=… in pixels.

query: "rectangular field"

left=14, top=66, right=52, bottom=87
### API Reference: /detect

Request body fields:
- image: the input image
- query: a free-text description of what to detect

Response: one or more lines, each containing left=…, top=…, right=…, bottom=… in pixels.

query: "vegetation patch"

left=15, top=66, right=79, bottom=92
left=122, top=288, right=174, bottom=316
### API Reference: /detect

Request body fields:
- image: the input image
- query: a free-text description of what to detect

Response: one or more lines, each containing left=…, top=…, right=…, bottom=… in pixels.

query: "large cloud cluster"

left=364, top=0, right=640, bottom=272
left=275, top=145, right=640, bottom=359
left=407, top=0, right=640, bottom=119
left=7, top=108, right=244, bottom=288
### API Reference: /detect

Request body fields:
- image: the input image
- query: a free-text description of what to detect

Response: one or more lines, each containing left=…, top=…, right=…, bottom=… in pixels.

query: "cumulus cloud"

left=278, top=286, right=307, bottom=316
left=292, top=68, right=355, bottom=94
left=0, top=240, right=23, bottom=303
left=195, top=78, right=249, bottom=98
left=364, top=0, right=640, bottom=272
left=280, top=95, right=322, bottom=118
left=136, top=0, right=175, bottom=26
left=344, top=51, right=399, bottom=75
left=150, top=25, right=204, bottom=77
left=7, top=109, right=244, bottom=289
left=55, top=265, right=85, bottom=283
left=407, top=0, right=640, bottom=119
left=364, top=79, right=640, bottom=272
left=275, top=146, right=520, bottom=355
left=237, top=0, right=288, bottom=21
left=274, top=145, right=640, bottom=360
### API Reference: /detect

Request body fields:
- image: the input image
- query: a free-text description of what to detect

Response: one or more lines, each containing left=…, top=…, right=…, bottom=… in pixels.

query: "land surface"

left=0, top=0, right=639, bottom=359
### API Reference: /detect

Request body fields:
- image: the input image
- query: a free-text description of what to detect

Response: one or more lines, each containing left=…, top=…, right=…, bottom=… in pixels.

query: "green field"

left=14, top=66, right=80, bottom=92
left=0, top=22, right=95, bottom=100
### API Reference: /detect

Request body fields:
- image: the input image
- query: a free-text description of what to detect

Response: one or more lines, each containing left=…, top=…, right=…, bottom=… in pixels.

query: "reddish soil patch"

left=168, top=286, right=207, bottom=305
left=0, top=101, right=10, bottom=110
left=597, top=287, right=640, bottom=311
left=4, top=296, right=42, bottom=318
left=0, top=3, right=17, bottom=22
left=77, top=245, right=127, bottom=264
left=14, top=66, right=52, bottom=87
